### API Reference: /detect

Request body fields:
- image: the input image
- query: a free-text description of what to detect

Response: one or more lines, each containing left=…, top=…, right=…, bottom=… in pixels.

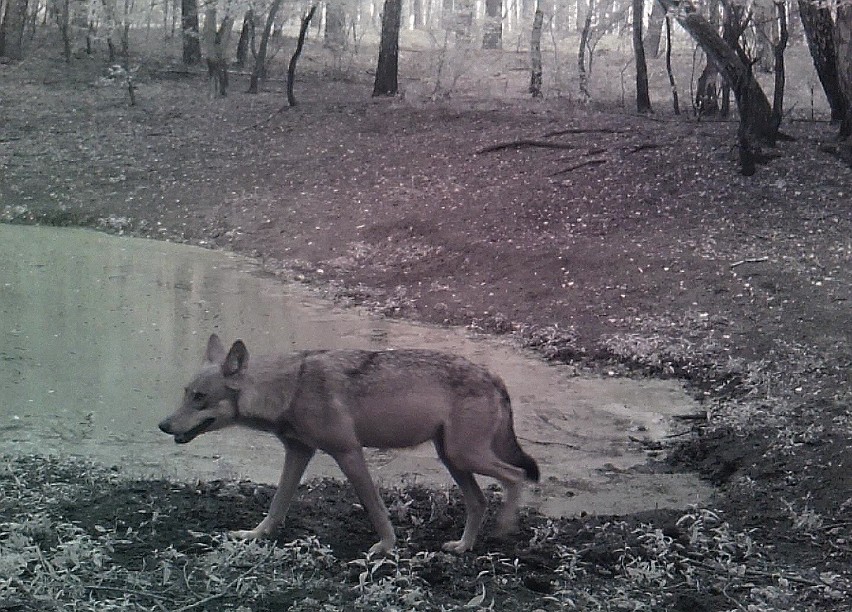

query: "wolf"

left=158, top=334, right=540, bottom=554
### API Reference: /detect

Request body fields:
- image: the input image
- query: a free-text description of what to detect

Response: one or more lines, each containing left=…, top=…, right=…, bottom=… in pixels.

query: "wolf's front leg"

left=332, top=448, right=396, bottom=554
left=231, top=441, right=315, bottom=540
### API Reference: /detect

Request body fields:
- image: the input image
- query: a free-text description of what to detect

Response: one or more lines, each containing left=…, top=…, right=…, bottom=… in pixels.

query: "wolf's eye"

left=191, top=391, right=206, bottom=402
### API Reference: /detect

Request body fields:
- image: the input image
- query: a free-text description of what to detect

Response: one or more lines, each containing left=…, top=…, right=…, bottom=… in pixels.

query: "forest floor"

left=1, top=32, right=851, bottom=611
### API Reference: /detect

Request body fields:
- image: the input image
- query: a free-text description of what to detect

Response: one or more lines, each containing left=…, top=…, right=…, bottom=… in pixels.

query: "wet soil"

left=1, top=39, right=850, bottom=610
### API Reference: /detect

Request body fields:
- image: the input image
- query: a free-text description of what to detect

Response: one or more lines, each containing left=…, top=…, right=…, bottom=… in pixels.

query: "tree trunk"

left=0, top=0, right=29, bottom=59
left=324, top=1, right=346, bottom=48
left=529, top=8, right=543, bottom=97
left=751, top=0, right=775, bottom=72
left=644, top=0, right=665, bottom=58
left=696, top=63, right=719, bottom=116
left=248, top=0, right=284, bottom=93
left=205, top=11, right=234, bottom=97
left=632, top=0, right=652, bottom=113
left=771, top=0, right=788, bottom=128
left=287, top=5, right=317, bottom=106
left=665, top=15, right=679, bottom=114
left=720, top=0, right=748, bottom=118
left=834, top=2, right=852, bottom=139
left=56, top=0, right=72, bottom=62
left=797, top=0, right=846, bottom=123
left=483, top=0, right=502, bottom=49
left=181, top=0, right=201, bottom=64
left=660, top=0, right=778, bottom=174
left=235, top=9, right=253, bottom=68
left=578, top=0, right=594, bottom=99
left=658, top=0, right=776, bottom=140
left=373, top=0, right=401, bottom=96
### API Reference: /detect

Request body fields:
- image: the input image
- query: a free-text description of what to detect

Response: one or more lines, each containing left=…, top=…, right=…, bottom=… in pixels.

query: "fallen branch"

left=477, top=139, right=576, bottom=154
left=730, top=257, right=769, bottom=269
left=542, top=127, right=628, bottom=137
left=551, top=158, right=607, bottom=175
left=627, top=143, right=663, bottom=154
left=243, top=104, right=290, bottom=131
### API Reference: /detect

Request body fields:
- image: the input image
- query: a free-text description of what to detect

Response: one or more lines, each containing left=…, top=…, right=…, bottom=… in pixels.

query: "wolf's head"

left=158, top=334, right=249, bottom=443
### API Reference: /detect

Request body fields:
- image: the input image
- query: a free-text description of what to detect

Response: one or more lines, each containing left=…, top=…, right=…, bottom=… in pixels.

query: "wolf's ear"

left=206, top=334, right=227, bottom=364
left=222, top=340, right=249, bottom=378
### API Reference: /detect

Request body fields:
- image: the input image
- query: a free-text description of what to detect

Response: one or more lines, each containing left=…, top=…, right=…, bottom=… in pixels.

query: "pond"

left=0, top=224, right=713, bottom=516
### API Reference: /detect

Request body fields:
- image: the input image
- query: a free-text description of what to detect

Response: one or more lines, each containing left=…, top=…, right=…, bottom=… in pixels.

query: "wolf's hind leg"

left=443, top=468, right=487, bottom=553
left=434, top=439, right=487, bottom=552
left=231, top=441, right=315, bottom=540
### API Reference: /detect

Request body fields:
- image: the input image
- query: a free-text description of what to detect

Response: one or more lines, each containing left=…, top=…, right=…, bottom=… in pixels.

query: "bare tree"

left=578, top=0, right=595, bottom=99
left=181, top=0, right=201, bottom=64
left=645, top=0, right=665, bottom=58
left=234, top=9, right=253, bottom=68
left=529, top=6, right=544, bottom=97
left=658, top=0, right=779, bottom=174
left=483, top=0, right=501, bottom=49
left=665, top=14, right=680, bottom=114
left=837, top=1, right=852, bottom=140
left=373, top=0, right=401, bottom=96
left=203, top=6, right=234, bottom=97
left=770, top=0, right=788, bottom=128
left=798, top=0, right=846, bottom=124
left=0, top=0, right=29, bottom=59
left=286, top=5, right=317, bottom=106
left=632, top=0, right=652, bottom=113
left=248, top=0, right=284, bottom=93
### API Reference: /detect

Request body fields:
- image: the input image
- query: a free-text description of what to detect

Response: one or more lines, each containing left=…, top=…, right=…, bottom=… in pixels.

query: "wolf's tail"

left=495, top=379, right=540, bottom=482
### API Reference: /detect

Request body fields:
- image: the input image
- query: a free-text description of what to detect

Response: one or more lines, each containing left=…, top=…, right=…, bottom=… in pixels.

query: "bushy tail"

left=495, top=379, right=540, bottom=482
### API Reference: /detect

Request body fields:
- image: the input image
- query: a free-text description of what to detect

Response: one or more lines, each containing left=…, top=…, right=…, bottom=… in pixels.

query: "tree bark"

left=181, top=0, right=201, bottom=64
left=287, top=5, right=317, bottom=106
left=644, top=0, right=665, bottom=58
left=665, top=15, right=680, bottom=114
left=0, top=0, right=29, bottom=59
left=720, top=0, right=748, bottom=118
left=248, top=0, right=284, bottom=94
left=235, top=9, right=253, bottom=68
left=373, top=0, right=401, bottom=96
left=633, top=0, right=652, bottom=113
left=797, top=0, right=846, bottom=123
left=578, top=0, right=594, bottom=99
left=771, top=0, right=787, bottom=128
left=835, top=2, right=852, bottom=139
left=658, top=0, right=776, bottom=140
left=205, top=12, right=234, bottom=97
left=529, top=8, right=543, bottom=97
left=324, top=1, right=346, bottom=49
left=483, top=0, right=502, bottom=49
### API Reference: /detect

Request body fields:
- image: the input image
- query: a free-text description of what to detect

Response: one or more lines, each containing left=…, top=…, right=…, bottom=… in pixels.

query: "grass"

left=2, top=454, right=848, bottom=611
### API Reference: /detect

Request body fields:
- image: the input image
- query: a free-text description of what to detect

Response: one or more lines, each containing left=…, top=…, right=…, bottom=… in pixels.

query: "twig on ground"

left=171, top=546, right=275, bottom=612
left=552, top=159, right=607, bottom=175
left=627, top=143, right=664, bottom=154
left=244, top=105, right=290, bottom=131
left=85, top=585, right=173, bottom=609
left=730, top=257, right=769, bottom=269
left=542, top=127, right=627, bottom=137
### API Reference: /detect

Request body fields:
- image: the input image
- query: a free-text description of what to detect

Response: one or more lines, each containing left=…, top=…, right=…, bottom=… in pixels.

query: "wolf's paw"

left=441, top=539, right=473, bottom=554
left=367, top=539, right=395, bottom=556
left=495, top=514, right=519, bottom=537
left=229, top=528, right=266, bottom=540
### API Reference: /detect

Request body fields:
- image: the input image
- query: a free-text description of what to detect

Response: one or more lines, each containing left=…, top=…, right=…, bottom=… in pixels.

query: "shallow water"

left=1, top=224, right=713, bottom=516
